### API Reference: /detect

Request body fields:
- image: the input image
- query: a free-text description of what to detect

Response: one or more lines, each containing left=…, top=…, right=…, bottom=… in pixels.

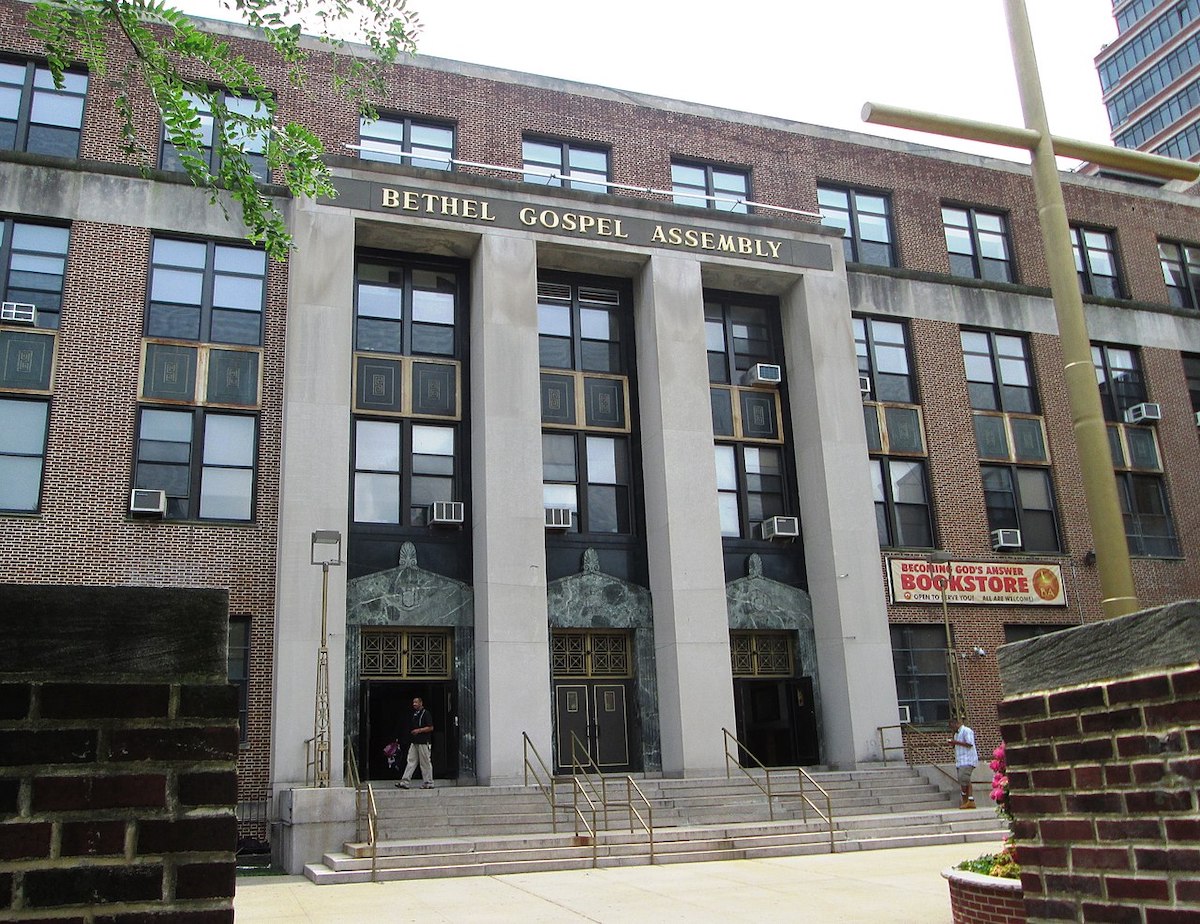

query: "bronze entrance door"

left=551, top=630, right=635, bottom=773
left=730, top=631, right=820, bottom=767
left=358, top=628, right=457, bottom=781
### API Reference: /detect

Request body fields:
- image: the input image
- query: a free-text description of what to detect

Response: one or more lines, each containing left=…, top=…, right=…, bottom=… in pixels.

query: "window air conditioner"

left=898, top=705, right=911, bottom=724
left=544, top=507, right=573, bottom=529
left=741, top=363, right=782, bottom=387
left=990, top=528, right=1022, bottom=551
left=1, top=301, right=36, bottom=325
left=761, top=515, right=800, bottom=541
left=859, top=375, right=872, bottom=398
left=129, top=488, right=167, bottom=517
left=429, top=501, right=464, bottom=526
left=1124, top=402, right=1162, bottom=425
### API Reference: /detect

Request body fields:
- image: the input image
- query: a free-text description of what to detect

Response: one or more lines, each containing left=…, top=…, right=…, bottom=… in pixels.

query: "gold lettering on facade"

left=380, top=187, right=495, bottom=221
left=518, top=206, right=629, bottom=238
left=649, top=224, right=784, bottom=261
left=381, top=188, right=401, bottom=208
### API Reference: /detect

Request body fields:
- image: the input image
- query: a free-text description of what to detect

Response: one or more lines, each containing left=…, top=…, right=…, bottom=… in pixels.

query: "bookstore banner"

left=888, top=558, right=1066, bottom=606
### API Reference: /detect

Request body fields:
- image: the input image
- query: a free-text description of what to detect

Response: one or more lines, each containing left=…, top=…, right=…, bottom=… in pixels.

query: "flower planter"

left=942, top=867, right=1025, bottom=924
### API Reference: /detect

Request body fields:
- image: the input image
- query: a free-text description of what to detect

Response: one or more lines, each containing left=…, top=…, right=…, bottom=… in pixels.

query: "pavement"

left=234, top=842, right=977, bottom=922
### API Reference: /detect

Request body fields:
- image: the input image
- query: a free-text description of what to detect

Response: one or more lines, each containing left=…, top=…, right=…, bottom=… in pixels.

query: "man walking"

left=949, top=717, right=978, bottom=809
left=396, top=696, right=435, bottom=789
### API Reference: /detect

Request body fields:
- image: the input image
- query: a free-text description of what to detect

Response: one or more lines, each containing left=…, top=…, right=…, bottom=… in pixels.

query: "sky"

left=181, top=0, right=1121, bottom=167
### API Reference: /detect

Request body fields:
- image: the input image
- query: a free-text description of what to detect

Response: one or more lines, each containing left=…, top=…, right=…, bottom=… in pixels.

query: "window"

left=228, top=617, right=250, bottom=744
left=0, top=397, right=49, bottom=512
left=1071, top=226, right=1122, bottom=299
left=352, top=255, right=464, bottom=527
left=1, top=219, right=69, bottom=329
left=353, top=421, right=456, bottom=525
left=359, top=115, right=453, bottom=170
left=133, top=408, right=256, bottom=520
left=856, top=317, right=915, bottom=404
left=1159, top=241, right=1200, bottom=311
left=1117, top=472, right=1178, bottom=557
left=817, top=185, right=895, bottom=267
left=523, top=138, right=609, bottom=193
left=871, top=457, right=932, bottom=548
left=1004, top=624, right=1069, bottom=645
left=160, top=91, right=270, bottom=183
left=706, top=296, right=794, bottom=540
left=891, top=625, right=949, bottom=725
left=1184, top=354, right=1200, bottom=412
left=1092, top=344, right=1146, bottom=422
left=147, top=238, right=267, bottom=346
left=0, top=60, right=87, bottom=158
left=539, top=278, right=636, bottom=536
left=961, top=330, right=1035, bottom=414
left=981, top=465, right=1059, bottom=552
left=942, top=206, right=1013, bottom=283
left=671, top=161, right=749, bottom=213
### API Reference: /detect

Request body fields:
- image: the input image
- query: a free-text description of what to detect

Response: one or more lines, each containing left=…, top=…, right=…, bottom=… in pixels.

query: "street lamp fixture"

left=310, top=530, right=343, bottom=788
left=928, top=550, right=968, bottom=723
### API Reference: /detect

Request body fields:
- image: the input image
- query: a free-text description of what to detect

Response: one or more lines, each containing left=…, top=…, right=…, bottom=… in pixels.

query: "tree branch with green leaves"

left=27, top=0, right=418, bottom=260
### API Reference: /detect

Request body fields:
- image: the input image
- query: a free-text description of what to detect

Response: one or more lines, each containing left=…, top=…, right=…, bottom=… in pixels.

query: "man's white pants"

left=403, top=743, right=433, bottom=782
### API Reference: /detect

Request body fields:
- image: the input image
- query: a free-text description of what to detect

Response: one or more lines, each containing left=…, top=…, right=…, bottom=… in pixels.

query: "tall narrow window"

left=147, top=238, right=267, bottom=345
left=817, top=185, right=896, bottom=267
left=1183, top=354, right=1200, bottom=413
left=1, top=220, right=69, bottom=329
left=0, top=60, right=87, bottom=158
left=523, top=138, right=609, bottom=192
left=942, top=206, right=1013, bottom=282
left=708, top=296, right=793, bottom=540
left=891, top=625, right=949, bottom=725
left=228, top=617, right=250, bottom=743
left=160, top=91, right=270, bottom=183
left=1159, top=241, right=1200, bottom=311
left=1092, top=343, right=1146, bottom=423
left=0, top=397, right=49, bottom=513
left=539, top=278, right=636, bottom=535
left=1071, top=226, right=1122, bottom=298
left=359, top=116, right=453, bottom=170
left=671, top=161, right=750, bottom=213
left=351, top=256, right=464, bottom=527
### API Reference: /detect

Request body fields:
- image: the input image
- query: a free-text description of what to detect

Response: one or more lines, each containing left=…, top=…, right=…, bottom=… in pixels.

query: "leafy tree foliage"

left=28, top=0, right=418, bottom=260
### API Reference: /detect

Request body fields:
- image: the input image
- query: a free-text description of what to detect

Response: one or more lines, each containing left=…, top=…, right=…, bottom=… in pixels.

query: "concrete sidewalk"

left=234, top=842, right=979, bottom=922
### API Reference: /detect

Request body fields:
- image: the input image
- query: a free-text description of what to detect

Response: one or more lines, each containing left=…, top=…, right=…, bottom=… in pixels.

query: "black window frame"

left=159, top=89, right=271, bottom=184
left=870, top=456, right=933, bottom=549
left=1117, top=471, right=1179, bottom=557
left=1070, top=225, right=1123, bottom=299
left=351, top=417, right=459, bottom=527
left=980, top=463, right=1061, bottom=553
left=1091, top=343, right=1147, bottom=423
left=146, top=236, right=268, bottom=347
left=1159, top=240, right=1200, bottom=311
left=542, top=430, right=633, bottom=535
left=228, top=616, right=251, bottom=744
left=0, top=218, right=70, bottom=329
left=358, top=113, right=455, bottom=171
left=817, top=183, right=896, bottom=267
left=522, top=136, right=610, bottom=193
left=960, top=328, right=1037, bottom=414
left=133, top=405, right=258, bottom=522
left=1184, top=353, right=1200, bottom=413
left=890, top=624, right=951, bottom=726
left=0, top=58, right=87, bottom=158
left=0, top=395, right=50, bottom=514
left=671, top=159, right=751, bottom=213
left=942, top=204, right=1014, bottom=283
left=855, top=315, right=917, bottom=405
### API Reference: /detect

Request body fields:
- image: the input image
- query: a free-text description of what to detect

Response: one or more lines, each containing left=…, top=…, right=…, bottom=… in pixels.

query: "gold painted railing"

left=345, top=738, right=379, bottom=882
left=722, top=727, right=834, bottom=853
left=877, top=723, right=961, bottom=790
left=569, top=732, right=655, bottom=865
left=522, top=731, right=560, bottom=833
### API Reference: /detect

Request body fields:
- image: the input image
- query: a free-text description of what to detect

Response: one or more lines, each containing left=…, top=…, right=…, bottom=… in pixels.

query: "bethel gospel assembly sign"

left=888, top=558, right=1066, bottom=607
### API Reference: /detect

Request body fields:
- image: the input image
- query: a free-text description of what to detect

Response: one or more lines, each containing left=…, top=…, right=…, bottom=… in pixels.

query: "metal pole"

left=313, top=560, right=332, bottom=787
left=1004, top=0, right=1138, bottom=619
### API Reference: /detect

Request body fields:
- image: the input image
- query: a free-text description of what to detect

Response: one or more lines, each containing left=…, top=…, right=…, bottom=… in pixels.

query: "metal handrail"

left=303, top=736, right=315, bottom=788
left=569, top=731, right=609, bottom=833
left=345, top=738, right=379, bottom=882
left=876, top=723, right=962, bottom=787
left=721, top=727, right=835, bottom=853
left=621, top=776, right=655, bottom=865
left=522, top=732, right=560, bottom=833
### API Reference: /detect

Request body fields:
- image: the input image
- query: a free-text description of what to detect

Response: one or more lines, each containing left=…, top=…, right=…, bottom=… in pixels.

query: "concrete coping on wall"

left=941, top=866, right=1023, bottom=893
left=997, top=599, right=1200, bottom=697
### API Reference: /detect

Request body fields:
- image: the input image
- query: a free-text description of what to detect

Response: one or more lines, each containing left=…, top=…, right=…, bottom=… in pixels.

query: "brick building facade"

left=2, top=0, right=1199, bottom=869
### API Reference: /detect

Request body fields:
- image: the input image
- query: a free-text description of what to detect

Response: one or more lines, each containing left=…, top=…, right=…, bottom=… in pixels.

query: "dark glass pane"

left=355, top=356, right=403, bottom=413
left=1011, top=417, right=1047, bottom=462
left=540, top=373, right=576, bottom=426
left=411, top=322, right=454, bottom=356
left=708, top=352, right=729, bottom=384
left=884, top=406, right=923, bottom=453
left=895, top=505, right=932, bottom=548
left=207, top=350, right=259, bottom=406
left=147, top=303, right=202, bottom=341
left=542, top=433, right=577, bottom=482
left=136, top=462, right=191, bottom=497
left=356, top=318, right=403, bottom=354
left=858, top=240, right=893, bottom=267
left=25, top=125, right=79, bottom=158
left=539, top=336, right=573, bottom=370
left=711, top=388, right=734, bottom=437
left=1126, top=427, right=1160, bottom=470
left=968, top=381, right=998, bottom=411
left=1021, top=509, right=1059, bottom=552
left=875, top=372, right=913, bottom=404
left=586, top=484, right=622, bottom=533
left=210, top=308, right=261, bottom=346
left=143, top=343, right=198, bottom=402
left=948, top=253, right=977, bottom=278
left=973, top=415, right=1009, bottom=459
left=580, top=340, right=621, bottom=373
left=863, top=406, right=882, bottom=451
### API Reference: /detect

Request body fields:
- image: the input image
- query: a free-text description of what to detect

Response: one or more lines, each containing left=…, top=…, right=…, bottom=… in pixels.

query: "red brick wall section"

left=0, top=680, right=238, bottom=922
left=947, top=873, right=1027, bottom=924
left=998, top=664, right=1200, bottom=921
